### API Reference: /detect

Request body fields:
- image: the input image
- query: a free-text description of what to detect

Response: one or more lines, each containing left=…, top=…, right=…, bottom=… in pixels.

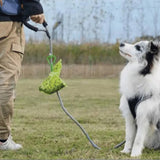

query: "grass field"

left=21, top=64, right=124, bottom=79
left=0, top=78, right=160, bottom=159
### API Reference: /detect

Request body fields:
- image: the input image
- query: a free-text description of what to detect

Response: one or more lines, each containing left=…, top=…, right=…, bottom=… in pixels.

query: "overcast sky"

left=24, top=0, right=160, bottom=43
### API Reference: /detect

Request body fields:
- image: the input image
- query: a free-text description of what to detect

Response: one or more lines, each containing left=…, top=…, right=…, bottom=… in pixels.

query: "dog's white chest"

left=120, top=63, right=144, bottom=97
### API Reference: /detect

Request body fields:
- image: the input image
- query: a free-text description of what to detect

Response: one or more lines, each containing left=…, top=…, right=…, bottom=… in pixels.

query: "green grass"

left=0, top=78, right=160, bottom=159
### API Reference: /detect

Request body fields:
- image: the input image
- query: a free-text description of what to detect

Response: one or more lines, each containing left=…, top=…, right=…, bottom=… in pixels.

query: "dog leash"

left=24, top=20, right=101, bottom=150
left=114, top=140, right=126, bottom=149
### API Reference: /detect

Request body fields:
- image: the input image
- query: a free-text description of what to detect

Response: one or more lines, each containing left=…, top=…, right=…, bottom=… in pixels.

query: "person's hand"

left=0, top=0, right=3, bottom=6
left=30, top=14, right=45, bottom=24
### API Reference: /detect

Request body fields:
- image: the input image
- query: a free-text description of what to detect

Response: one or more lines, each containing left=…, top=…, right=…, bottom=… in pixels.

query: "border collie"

left=119, top=40, right=160, bottom=157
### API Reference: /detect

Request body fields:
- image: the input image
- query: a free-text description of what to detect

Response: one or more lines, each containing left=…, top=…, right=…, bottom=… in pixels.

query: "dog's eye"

left=135, top=45, right=141, bottom=51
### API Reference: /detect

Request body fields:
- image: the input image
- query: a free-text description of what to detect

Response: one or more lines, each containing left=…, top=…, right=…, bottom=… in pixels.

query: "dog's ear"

left=149, top=41, right=159, bottom=54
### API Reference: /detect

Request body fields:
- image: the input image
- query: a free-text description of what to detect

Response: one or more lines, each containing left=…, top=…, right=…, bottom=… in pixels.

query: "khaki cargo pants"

left=0, top=22, right=25, bottom=139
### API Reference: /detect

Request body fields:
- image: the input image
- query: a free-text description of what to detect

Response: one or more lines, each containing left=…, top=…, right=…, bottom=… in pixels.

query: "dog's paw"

left=131, top=151, right=142, bottom=157
left=120, top=149, right=131, bottom=154
left=131, top=145, right=142, bottom=157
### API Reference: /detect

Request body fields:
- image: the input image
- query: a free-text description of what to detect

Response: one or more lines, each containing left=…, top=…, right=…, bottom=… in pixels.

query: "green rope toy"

left=39, top=59, right=66, bottom=94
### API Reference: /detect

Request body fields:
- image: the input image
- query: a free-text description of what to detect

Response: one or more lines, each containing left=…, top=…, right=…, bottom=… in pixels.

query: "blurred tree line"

left=24, top=42, right=125, bottom=64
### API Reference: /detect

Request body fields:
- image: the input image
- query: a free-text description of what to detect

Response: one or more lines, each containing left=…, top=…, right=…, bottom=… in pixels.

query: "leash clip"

left=47, top=53, right=56, bottom=72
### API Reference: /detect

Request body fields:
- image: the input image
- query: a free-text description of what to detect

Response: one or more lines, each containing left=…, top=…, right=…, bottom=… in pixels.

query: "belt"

left=0, top=14, right=22, bottom=22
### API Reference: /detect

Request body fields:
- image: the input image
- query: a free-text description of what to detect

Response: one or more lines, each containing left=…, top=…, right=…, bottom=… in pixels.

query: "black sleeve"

left=21, top=0, right=43, bottom=16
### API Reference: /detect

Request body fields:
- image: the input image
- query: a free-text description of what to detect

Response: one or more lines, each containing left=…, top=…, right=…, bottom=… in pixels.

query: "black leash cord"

left=114, top=140, right=126, bottom=149
left=57, top=92, right=101, bottom=150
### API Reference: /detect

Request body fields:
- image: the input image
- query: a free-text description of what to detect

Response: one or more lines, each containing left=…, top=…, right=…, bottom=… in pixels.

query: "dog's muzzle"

left=119, top=50, right=132, bottom=57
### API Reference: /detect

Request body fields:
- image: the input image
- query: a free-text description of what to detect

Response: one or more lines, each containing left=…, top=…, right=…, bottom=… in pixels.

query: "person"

left=0, top=0, right=45, bottom=150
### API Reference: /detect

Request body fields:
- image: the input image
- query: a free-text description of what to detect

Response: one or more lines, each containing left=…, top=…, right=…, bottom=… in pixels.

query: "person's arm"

left=30, top=14, right=45, bottom=24
left=22, top=0, right=45, bottom=24
left=0, top=0, right=2, bottom=6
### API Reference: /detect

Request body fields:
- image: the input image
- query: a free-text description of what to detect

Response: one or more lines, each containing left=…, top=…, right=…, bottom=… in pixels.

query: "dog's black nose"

left=120, top=43, right=125, bottom=47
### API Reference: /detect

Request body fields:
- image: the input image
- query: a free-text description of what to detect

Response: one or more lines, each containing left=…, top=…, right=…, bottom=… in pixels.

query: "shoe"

left=0, top=135, right=22, bottom=150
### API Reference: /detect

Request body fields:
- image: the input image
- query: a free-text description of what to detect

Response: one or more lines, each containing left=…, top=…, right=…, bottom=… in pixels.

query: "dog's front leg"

left=121, top=116, right=136, bottom=154
left=131, top=114, right=149, bottom=157
left=119, top=96, right=136, bottom=154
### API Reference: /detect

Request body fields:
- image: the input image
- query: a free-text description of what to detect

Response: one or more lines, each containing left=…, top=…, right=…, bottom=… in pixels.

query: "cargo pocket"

left=0, top=22, right=13, bottom=39
left=11, top=43, right=24, bottom=69
left=12, top=43, right=24, bottom=55
left=11, top=43, right=24, bottom=82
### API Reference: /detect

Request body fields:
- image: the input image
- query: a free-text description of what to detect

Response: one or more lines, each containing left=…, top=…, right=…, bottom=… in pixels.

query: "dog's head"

left=119, top=41, right=160, bottom=75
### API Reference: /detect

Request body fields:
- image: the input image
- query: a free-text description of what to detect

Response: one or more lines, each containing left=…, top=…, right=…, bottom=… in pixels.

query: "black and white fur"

left=119, top=40, right=160, bottom=157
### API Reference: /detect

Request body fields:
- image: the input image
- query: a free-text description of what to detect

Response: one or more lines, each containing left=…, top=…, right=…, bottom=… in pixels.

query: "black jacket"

left=0, top=0, right=43, bottom=22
